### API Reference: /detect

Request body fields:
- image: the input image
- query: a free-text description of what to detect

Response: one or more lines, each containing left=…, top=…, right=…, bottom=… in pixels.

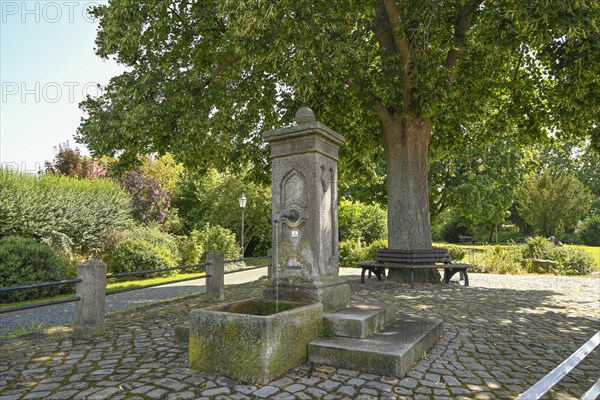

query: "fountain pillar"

left=263, top=108, right=351, bottom=312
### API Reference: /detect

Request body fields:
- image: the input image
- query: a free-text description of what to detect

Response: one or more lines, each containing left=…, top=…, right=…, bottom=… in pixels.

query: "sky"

left=0, top=0, right=125, bottom=174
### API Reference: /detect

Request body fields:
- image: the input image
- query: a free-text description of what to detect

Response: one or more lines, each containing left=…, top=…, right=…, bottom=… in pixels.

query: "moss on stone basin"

left=189, top=299, right=323, bottom=385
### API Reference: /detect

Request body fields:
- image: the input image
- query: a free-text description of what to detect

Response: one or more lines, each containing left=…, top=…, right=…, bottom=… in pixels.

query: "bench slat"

left=376, top=256, right=450, bottom=263
left=377, top=251, right=449, bottom=257
left=370, top=263, right=471, bottom=269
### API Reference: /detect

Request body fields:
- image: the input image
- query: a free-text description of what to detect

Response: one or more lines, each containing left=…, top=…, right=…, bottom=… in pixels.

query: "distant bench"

left=458, top=235, right=477, bottom=244
left=358, top=247, right=471, bottom=288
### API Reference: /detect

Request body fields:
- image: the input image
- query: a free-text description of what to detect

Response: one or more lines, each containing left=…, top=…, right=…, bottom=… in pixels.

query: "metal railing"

left=0, top=278, right=82, bottom=314
left=0, top=296, right=82, bottom=314
left=517, top=331, right=600, bottom=400
left=0, top=254, right=270, bottom=315
left=106, top=262, right=208, bottom=279
left=105, top=262, right=209, bottom=296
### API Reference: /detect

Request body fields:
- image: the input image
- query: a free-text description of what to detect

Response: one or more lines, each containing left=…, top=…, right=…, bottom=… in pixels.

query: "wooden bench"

left=358, top=247, right=471, bottom=288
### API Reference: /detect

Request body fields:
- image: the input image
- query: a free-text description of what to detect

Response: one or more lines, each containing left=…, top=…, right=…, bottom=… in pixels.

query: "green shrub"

left=550, top=247, right=594, bottom=275
left=364, top=239, right=388, bottom=261
left=126, top=225, right=181, bottom=262
left=447, top=246, right=467, bottom=262
left=521, top=236, right=555, bottom=259
left=338, top=200, right=387, bottom=244
left=339, top=240, right=368, bottom=268
left=186, top=224, right=240, bottom=265
left=520, top=236, right=593, bottom=275
left=471, top=245, right=524, bottom=274
left=109, top=239, right=178, bottom=278
left=0, top=236, right=73, bottom=303
left=338, top=239, right=387, bottom=268
left=97, top=228, right=128, bottom=263
left=577, top=215, right=600, bottom=246
left=559, top=232, right=579, bottom=245
left=40, top=231, right=75, bottom=261
left=161, top=207, right=186, bottom=236
left=174, top=171, right=272, bottom=256
left=0, top=169, right=132, bottom=254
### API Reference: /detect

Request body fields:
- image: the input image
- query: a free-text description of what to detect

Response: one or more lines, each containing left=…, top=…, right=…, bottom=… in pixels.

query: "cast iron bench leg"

left=444, top=268, right=469, bottom=286
left=410, top=268, right=415, bottom=289
left=445, top=268, right=457, bottom=284
left=361, top=267, right=367, bottom=284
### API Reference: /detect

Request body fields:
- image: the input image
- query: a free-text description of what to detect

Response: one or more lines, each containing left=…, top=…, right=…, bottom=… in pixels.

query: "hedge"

left=0, top=169, right=132, bottom=254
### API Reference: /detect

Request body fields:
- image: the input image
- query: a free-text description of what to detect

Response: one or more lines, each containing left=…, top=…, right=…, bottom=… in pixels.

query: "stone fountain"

left=188, top=108, right=347, bottom=384
left=262, top=107, right=351, bottom=312
left=188, top=108, right=442, bottom=384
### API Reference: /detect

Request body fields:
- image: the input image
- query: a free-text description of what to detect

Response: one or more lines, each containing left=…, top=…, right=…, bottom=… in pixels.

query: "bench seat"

left=358, top=248, right=471, bottom=288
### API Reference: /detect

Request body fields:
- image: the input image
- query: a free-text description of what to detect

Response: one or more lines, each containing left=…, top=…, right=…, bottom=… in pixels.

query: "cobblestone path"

left=1, top=273, right=598, bottom=399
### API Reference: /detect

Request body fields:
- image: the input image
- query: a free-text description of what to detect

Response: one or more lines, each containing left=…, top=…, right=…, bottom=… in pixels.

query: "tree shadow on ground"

left=351, top=276, right=600, bottom=399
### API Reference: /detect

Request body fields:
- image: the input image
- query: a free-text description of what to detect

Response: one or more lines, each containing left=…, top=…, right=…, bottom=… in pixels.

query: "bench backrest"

left=375, top=247, right=451, bottom=264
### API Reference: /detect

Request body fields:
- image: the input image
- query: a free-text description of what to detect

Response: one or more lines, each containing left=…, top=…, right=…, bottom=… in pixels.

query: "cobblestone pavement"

left=1, top=272, right=598, bottom=400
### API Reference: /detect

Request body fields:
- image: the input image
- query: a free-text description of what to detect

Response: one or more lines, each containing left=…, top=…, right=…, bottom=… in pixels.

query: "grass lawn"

left=0, top=271, right=205, bottom=310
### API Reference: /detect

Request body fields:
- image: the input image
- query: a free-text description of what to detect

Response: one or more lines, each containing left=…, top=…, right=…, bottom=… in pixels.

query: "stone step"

left=323, top=302, right=396, bottom=339
left=308, top=317, right=443, bottom=377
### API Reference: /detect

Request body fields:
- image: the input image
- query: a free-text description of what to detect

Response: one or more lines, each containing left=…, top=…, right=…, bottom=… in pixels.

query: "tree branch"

left=346, top=77, right=393, bottom=127
left=381, top=0, right=413, bottom=111
left=445, top=1, right=480, bottom=69
left=374, top=98, right=393, bottom=127
left=374, top=1, right=399, bottom=62
left=192, top=56, right=242, bottom=96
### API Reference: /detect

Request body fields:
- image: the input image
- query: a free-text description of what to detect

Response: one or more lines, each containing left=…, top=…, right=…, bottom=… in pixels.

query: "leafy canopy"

left=78, top=0, right=599, bottom=179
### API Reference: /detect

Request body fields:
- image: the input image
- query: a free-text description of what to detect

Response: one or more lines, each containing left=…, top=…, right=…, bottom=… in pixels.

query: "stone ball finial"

left=295, top=107, right=315, bottom=125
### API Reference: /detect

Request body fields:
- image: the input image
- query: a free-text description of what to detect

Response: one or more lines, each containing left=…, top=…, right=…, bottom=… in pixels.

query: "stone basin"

left=189, top=299, right=323, bottom=384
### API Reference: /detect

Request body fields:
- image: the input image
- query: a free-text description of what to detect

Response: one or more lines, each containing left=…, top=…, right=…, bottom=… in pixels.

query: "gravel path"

left=0, top=267, right=269, bottom=337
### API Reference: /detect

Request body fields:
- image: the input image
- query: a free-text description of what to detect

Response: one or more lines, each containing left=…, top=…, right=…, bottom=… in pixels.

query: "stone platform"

left=310, top=317, right=443, bottom=377
left=310, top=302, right=442, bottom=377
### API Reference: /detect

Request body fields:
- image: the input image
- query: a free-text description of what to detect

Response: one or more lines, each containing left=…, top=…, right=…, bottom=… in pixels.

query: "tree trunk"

left=381, top=114, right=441, bottom=283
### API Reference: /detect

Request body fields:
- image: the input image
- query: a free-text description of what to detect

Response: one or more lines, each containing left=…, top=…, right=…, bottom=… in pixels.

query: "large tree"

left=78, top=0, right=599, bottom=282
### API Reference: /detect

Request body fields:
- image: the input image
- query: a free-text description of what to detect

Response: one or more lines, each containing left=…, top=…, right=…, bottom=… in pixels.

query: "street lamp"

left=239, top=193, right=247, bottom=256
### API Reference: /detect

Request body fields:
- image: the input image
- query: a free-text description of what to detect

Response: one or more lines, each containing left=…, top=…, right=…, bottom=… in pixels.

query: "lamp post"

left=239, top=193, right=247, bottom=256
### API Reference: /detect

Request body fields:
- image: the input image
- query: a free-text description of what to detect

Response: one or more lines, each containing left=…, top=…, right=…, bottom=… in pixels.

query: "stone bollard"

left=206, top=252, right=224, bottom=301
left=73, top=259, right=106, bottom=339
